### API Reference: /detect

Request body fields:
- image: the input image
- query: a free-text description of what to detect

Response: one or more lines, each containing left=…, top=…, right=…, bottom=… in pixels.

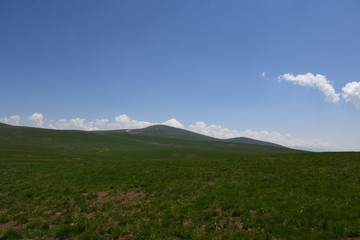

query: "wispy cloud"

left=278, top=73, right=340, bottom=103
left=342, top=82, right=360, bottom=109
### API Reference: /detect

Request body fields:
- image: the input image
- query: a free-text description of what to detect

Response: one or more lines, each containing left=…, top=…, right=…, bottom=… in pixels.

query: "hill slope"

left=0, top=122, right=14, bottom=128
left=226, top=137, right=284, bottom=148
left=0, top=123, right=303, bottom=161
left=124, top=125, right=218, bottom=141
left=99, top=125, right=288, bottom=147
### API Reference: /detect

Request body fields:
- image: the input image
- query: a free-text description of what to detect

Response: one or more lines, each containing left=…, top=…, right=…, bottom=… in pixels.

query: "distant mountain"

left=123, top=125, right=288, bottom=148
left=98, top=124, right=290, bottom=148
left=0, top=123, right=304, bottom=161
left=121, top=125, right=218, bottom=141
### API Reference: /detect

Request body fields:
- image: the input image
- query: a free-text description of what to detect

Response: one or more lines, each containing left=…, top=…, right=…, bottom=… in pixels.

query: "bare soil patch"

left=0, top=221, right=18, bottom=230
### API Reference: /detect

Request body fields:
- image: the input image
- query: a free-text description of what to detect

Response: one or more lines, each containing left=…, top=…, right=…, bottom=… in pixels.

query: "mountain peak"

left=126, top=124, right=218, bottom=141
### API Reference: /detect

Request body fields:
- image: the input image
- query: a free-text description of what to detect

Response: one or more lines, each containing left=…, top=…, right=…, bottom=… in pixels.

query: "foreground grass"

left=0, top=153, right=359, bottom=239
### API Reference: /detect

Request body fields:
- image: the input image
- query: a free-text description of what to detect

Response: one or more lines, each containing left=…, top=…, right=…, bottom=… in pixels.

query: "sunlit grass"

left=1, top=153, right=359, bottom=239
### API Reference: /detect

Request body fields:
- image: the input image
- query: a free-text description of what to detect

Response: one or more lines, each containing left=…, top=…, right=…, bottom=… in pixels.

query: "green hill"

left=0, top=124, right=302, bottom=161
left=0, top=122, right=14, bottom=128
left=226, top=137, right=284, bottom=148
left=101, top=124, right=288, bottom=147
left=116, top=125, right=218, bottom=141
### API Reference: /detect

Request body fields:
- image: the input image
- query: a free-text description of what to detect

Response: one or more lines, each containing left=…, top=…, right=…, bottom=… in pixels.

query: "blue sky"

left=1, top=0, right=360, bottom=151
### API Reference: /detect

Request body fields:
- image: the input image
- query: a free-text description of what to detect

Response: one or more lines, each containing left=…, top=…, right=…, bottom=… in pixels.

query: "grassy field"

left=0, top=125, right=359, bottom=239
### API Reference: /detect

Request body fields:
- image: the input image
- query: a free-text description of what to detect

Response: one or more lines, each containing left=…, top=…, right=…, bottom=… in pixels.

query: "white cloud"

left=189, top=122, right=240, bottom=139
left=2, top=112, right=336, bottom=150
left=32, top=113, right=183, bottom=131
left=108, top=114, right=185, bottom=129
left=278, top=73, right=340, bottom=103
left=189, top=121, right=334, bottom=150
left=28, top=113, right=44, bottom=127
left=51, top=117, right=102, bottom=130
left=49, top=118, right=111, bottom=130
left=163, top=118, right=185, bottom=129
left=109, top=114, right=153, bottom=129
left=342, top=82, right=360, bottom=109
left=262, top=72, right=266, bottom=77
left=92, top=119, right=109, bottom=126
left=0, top=115, right=21, bottom=125
left=239, top=129, right=334, bottom=150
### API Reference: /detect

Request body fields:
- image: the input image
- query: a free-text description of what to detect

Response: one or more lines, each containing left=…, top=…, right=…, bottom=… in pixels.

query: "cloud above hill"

left=189, top=122, right=240, bottom=139
left=49, top=118, right=98, bottom=131
left=38, top=114, right=184, bottom=131
left=28, top=113, right=44, bottom=127
left=0, top=115, right=21, bottom=126
left=188, top=121, right=334, bottom=149
left=0, top=113, right=334, bottom=150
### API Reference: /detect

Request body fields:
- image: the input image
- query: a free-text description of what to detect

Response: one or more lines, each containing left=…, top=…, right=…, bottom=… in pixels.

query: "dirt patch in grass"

left=83, top=212, right=95, bottom=219
left=229, top=221, right=244, bottom=231
left=95, top=190, right=146, bottom=205
left=97, top=191, right=110, bottom=197
left=27, top=217, right=39, bottom=222
left=120, top=208, right=141, bottom=217
left=0, top=209, right=8, bottom=215
left=44, top=210, right=52, bottom=215
left=182, top=220, right=191, bottom=227
left=48, top=211, right=62, bottom=221
left=117, top=191, right=145, bottom=202
left=117, top=235, right=134, bottom=240
left=95, top=191, right=111, bottom=204
left=72, top=211, right=95, bottom=220
left=0, top=221, right=18, bottom=230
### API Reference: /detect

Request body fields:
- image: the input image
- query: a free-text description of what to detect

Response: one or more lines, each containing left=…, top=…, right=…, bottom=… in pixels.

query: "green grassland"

left=0, top=124, right=359, bottom=239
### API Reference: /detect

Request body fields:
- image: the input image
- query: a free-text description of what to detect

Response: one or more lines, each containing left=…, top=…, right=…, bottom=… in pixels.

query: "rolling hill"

left=226, top=136, right=284, bottom=148
left=0, top=122, right=14, bottom=128
left=109, top=125, right=218, bottom=141
left=0, top=123, right=303, bottom=161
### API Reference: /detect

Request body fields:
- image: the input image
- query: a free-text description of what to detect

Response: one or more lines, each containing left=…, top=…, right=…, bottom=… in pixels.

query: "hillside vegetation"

left=0, top=123, right=359, bottom=240
left=0, top=124, right=300, bottom=162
